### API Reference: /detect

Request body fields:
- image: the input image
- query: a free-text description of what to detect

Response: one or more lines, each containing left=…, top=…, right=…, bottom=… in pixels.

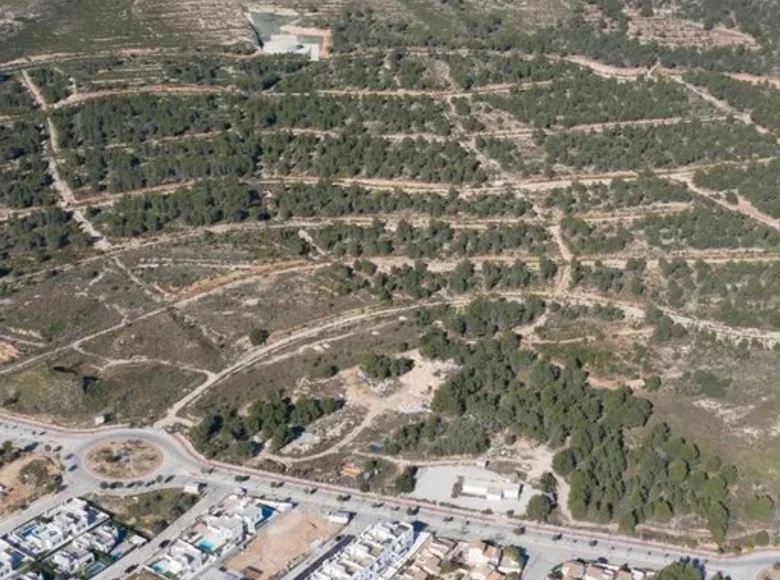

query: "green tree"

left=655, top=561, right=703, bottom=580
left=394, top=466, right=417, bottom=493
left=249, top=328, right=270, bottom=346
left=525, top=494, right=554, bottom=521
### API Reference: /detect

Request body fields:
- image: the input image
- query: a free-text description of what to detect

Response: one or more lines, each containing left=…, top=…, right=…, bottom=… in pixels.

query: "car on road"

left=589, top=540, right=598, bottom=547
left=552, top=533, right=563, bottom=541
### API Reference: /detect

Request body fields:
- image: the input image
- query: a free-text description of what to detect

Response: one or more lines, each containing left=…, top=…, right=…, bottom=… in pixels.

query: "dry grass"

left=86, top=439, right=163, bottom=480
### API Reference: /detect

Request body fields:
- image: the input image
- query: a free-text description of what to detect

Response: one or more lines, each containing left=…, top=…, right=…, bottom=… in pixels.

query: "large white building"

left=308, top=522, right=416, bottom=580
left=461, top=479, right=520, bottom=502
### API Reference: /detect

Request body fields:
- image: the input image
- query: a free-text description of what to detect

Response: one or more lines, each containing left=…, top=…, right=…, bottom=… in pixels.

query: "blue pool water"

left=197, top=540, right=215, bottom=552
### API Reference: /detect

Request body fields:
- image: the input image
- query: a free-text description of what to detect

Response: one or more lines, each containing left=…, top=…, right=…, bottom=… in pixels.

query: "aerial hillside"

left=2, top=0, right=780, bottom=553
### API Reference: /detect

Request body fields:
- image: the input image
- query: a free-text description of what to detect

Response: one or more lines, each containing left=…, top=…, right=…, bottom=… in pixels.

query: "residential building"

left=400, top=532, right=457, bottom=580
left=148, top=539, right=210, bottom=579
left=47, top=536, right=95, bottom=576
left=307, top=522, right=415, bottom=580
left=465, top=541, right=503, bottom=569
left=184, top=495, right=276, bottom=554
left=585, top=564, right=615, bottom=580
left=0, top=540, right=28, bottom=580
left=83, top=522, right=122, bottom=553
left=557, top=561, right=653, bottom=580
left=5, top=498, right=109, bottom=557
left=561, top=561, right=586, bottom=580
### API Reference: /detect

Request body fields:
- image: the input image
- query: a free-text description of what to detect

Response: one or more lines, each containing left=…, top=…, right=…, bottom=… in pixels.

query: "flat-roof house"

left=562, top=560, right=585, bottom=580
left=308, top=522, right=415, bottom=580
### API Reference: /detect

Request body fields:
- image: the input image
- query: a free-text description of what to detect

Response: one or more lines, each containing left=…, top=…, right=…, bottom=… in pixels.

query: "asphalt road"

left=0, top=415, right=775, bottom=580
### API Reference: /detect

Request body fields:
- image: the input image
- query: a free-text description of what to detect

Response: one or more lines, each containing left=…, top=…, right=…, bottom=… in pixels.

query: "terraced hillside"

left=2, top=0, right=780, bottom=554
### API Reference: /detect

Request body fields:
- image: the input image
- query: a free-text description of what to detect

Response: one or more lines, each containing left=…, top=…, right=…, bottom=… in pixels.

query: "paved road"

left=0, top=415, right=775, bottom=580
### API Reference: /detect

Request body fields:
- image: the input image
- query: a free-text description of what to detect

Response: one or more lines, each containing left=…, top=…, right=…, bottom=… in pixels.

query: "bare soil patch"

left=226, top=510, right=339, bottom=580
left=86, top=439, right=163, bottom=480
left=0, top=454, right=59, bottom=517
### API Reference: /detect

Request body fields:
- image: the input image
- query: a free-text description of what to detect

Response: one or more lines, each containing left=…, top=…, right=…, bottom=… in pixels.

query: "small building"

left=148, top=539, right=209, bottom=579
left=184, top=482, right=206, bottom=495
left=328, top=511, right=352, bottom=525
left=262, top=35, right=320, bottom=60
left=561, top=560, right=585, bottom=580
left=340, top=461, right=363, bottom=479
left=461, top=479, right=520, bottom=501
left=47, top=536, right=95, bottom=576
left=465, top=541, right=503, bottom=569
left=584, top=564, right=615, bottom=580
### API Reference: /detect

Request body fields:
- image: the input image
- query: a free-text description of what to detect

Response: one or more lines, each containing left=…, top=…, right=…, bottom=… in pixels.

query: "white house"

left=148, top=540, right=209, bottom=579
left=48, top=537, right=94, bottom=576
left=309, top=522, right=415, bottom=580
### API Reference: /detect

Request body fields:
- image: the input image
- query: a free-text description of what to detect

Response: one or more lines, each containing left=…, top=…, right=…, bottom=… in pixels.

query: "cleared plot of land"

left=226, top=510, right=339, bottom=580
left=89, top=488, right=198, bottom=536
left=0, top=454, right=60, bottom=517
left=86, top=439, right=163, bottom=480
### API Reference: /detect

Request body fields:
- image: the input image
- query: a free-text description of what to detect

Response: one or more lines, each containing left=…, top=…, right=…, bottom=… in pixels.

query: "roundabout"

left=84, top=438, right=164, bottom=480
